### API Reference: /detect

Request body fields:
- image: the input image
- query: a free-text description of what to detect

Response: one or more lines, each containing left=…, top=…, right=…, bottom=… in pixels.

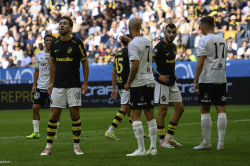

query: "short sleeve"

left=33, top=53, right=39, bottom=68
left=50, top=42, right=55, bottom=59
left=128, top=43, right=139, bottom=61
left=78, top=40, right=88, bottom=62
left=197, top=38, right=207, bottom=56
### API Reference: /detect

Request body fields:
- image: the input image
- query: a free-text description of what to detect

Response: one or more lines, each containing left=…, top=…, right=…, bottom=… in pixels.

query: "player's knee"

left=179, top=106, right=185, bottom=114
left=50, top=112, right=60, bottom=121
left=159, top=109, right=168, bottom=117
left=32, top=105, right=40, bottom=113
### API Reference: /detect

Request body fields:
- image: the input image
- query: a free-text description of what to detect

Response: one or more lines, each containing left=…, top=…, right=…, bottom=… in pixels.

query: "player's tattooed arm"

left=193, top=56, right=206, bottom=95
left=111, top=69, right=117, bottom=99
left=125, top=60, right=139, bottom=91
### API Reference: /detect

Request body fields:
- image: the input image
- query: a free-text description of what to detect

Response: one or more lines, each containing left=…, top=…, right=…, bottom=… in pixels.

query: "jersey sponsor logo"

left=204, top=93, right=209, bottom=99
left=221, top=96, right=226, bottom=101
left=201, top=99, right=211, bottom=102
left=54, top=49, right=60, bottom=52
left=74, top=92, right=80, bottom=100
left=56, top=57, right=73, bottom=61
left=117, top=76, right=122, bottom=83
left=67, top=46, right=73, bottom=54
left=166, top=59, right=176, bottom=63
left=34, top=92, right=40, bottom=99
left=161, top=95, right=166, bottom=101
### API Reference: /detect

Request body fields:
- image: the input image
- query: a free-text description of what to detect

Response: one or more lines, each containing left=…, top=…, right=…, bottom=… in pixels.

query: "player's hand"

left=48, top=83, right=53, bottom=95
left=119, top=31, right=132, bottom=43
left=48, top=58, right=51, bottom=64
left=174, top=73, right=177, bottom=80
left=81, top=84, right=88, bottom=96
left=111, top=89, right=117, bottom=100
left=158, top=74, right=170, bottom=83
left=193, top=82, right=200, bottom=95
left=124, top=83, right=130, bottom=91
left=32, top=85, right=36, bottom=93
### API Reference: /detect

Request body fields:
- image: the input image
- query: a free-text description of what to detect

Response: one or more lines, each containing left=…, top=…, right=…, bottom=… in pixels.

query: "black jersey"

left=113, top=48, right=129, bottom=89
left=50, top=36, right=88, bottom=88
left=153, top=40, right=176, bottom=86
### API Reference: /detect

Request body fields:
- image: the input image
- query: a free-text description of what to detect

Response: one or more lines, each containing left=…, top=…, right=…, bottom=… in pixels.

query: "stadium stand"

left=0, top=0, right=250, bottom=70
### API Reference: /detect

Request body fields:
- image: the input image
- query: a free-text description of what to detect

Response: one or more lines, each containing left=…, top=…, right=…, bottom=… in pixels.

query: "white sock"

left=107, top=126, right=115, bottom=133
left=147, top=119, right=157, bottom=149
left=46, top=144, right=52, bottom=149
left=56, top=122, right=60, bottom=135
left=74, top=144, right=80, bottom=148
left=33, top=120, right=40, bottom=134
left=217, top=113, right=227, bottom=146
left=133, top=121, right=145, bottom=151
left=201, top=113, right=212, bottom=144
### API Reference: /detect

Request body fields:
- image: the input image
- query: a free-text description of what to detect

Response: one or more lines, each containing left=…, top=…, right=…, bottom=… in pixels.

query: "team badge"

left=74, top=92, right=80, bottom=100
left=141, top=96, right=144, bottom=102
left=153, top=48, right=158, bottom=53
left=204, top=93, right=209, bottom=99
left=34, top=92, right=40, bottom=99
left=67, top=46, right=73, bottom=54
left=221, top=96, right=226, bottom=101
left=49, top=96, right=53, bottom=104
left=161, top=95, right=166, bottom=101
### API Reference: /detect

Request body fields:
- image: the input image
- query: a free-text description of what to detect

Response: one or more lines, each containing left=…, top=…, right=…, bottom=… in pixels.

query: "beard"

left=166, top=36, right=173, bottom=43
left=59, top=29, right=69, bottom=36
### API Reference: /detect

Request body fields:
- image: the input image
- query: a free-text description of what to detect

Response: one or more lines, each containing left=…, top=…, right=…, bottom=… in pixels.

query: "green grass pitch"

left=0, top=105, right=249, bottom=166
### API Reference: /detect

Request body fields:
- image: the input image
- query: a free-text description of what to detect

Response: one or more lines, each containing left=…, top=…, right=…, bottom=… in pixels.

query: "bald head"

left=129, top=18, right=141, bottom=31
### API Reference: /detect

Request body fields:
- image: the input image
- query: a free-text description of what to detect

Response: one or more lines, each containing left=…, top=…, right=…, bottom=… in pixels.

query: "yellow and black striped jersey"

left=50, top=36, right=87, bottom=88
left=113, top=48, right=129, bottom=89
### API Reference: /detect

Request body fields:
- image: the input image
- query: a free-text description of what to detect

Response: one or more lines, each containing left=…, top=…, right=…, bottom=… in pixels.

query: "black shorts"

left=129, top=84, right=154, bottom=109
left=199, top=83, right=226, bottom=106
left=33, top=89, right=51, bottom=107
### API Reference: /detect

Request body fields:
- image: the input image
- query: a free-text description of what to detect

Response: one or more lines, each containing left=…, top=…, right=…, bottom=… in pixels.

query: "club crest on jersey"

left=161, top=95, right=166, bottom=101
left=67, top=46, right=73, bottom=54
left=204, top=93, right=209, bottom=99
left=34, top=92, right=40, bottom=99
left=153, top=48, right=158, bottom=53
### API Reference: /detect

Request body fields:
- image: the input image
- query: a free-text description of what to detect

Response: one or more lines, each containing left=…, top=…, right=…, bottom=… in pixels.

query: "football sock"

left=33, top=120, right=40, bottom=134
left=157, top=126, right=165, bottom=144
left=127, top=113, right=133, bottom=127
left=74, top=144, right=80, bottom=148
left=217, top=113, right=227, bottom=146
left=133, top=121, right=145, bottom=151
left=56, top=122, right=60, bottom=135
left=166, top=122, right=178, bottom=137
left=72, top=117, right=81, bottom=145
left=147, top=119, right=157, bottom=149
left=108, top=110, right=126, bottom=133
left=47, top=119, right=58, bottom=145
left=201, top=113, right=212, bottom=144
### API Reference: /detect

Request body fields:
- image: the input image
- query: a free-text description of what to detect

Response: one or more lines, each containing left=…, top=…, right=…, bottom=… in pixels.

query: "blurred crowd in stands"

left=0, top=0, right=250, bottom=69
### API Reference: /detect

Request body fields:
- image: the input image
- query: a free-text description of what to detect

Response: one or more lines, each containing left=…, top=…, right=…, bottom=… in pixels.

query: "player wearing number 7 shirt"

left=193, top=16, right=227, bottom=151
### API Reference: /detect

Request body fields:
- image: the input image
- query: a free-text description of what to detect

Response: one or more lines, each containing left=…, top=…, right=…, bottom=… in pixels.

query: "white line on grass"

left=0, top=119, right=250, bottom=140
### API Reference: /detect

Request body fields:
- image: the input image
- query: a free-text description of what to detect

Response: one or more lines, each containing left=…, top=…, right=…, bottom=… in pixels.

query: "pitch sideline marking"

left=0, top=119, right=250, bottom=140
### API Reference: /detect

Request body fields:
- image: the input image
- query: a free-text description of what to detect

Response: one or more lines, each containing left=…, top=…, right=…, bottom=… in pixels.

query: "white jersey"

left=33, top=50, right=50, bottom=89
left=128, top=37, right=154, bottom=87
left=198, top=34, right=227, bottom=83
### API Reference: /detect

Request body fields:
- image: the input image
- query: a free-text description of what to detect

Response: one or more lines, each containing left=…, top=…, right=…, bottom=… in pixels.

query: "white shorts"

left=50, top=88, right=82, bottom=108
left=118, top=89, right=130, bottom=105
left=154, top=81, right=182, bottom=105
